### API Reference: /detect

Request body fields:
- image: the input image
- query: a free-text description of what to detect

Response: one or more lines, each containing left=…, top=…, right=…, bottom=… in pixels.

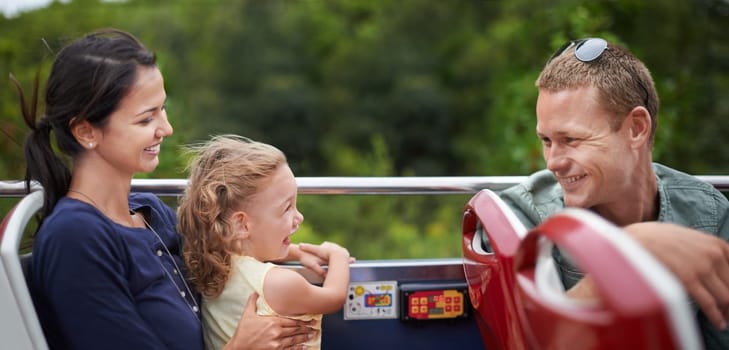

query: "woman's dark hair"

left=11, top=28, right=157, bottom=221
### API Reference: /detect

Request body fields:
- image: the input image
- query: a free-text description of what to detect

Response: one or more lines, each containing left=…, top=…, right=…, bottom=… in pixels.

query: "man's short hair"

left=536, top=40, right=659, bottom=143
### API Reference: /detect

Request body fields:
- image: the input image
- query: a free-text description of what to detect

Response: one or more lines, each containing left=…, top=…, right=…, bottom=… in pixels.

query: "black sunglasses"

left=548, top=38, right=650, bottom=108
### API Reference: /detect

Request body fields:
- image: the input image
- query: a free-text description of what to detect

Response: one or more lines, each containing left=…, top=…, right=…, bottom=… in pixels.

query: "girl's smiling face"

left=240, top=164, right=304, bottom=261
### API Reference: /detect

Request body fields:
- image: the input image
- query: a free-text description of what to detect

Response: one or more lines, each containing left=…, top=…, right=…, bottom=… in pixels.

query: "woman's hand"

left=224, top=294, right=315, bottom=350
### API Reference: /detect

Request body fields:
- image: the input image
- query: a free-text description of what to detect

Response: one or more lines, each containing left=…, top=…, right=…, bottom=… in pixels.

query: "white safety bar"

left=0, top=190, right=47, bottom=349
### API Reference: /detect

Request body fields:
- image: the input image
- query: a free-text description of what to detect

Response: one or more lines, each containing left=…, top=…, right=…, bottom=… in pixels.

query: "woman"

left=15, top=28, right=316, bottom=350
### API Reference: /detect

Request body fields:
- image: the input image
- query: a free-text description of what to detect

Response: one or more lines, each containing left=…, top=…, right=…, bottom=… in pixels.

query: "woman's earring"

left=88, top=143, right=94, bottom=148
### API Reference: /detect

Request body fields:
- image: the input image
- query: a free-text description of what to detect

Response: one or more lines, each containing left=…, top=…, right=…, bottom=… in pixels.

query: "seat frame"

left=462, top=189, right=702, bottom=350
left=0, top=190, right=48, bottom=349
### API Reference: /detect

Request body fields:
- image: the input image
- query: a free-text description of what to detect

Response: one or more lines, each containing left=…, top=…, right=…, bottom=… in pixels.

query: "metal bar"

left=1, top=175, right=728, bottom=197
left=288, top=258, right=466, bottom=284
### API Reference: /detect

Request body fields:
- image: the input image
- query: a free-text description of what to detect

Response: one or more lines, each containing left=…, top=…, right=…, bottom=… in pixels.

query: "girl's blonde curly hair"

left=177, top=134, right=286, bottom=298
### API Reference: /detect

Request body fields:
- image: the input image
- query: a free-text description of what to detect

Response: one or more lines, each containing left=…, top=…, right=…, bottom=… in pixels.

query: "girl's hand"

left=298, top=242, right=355, bottom=277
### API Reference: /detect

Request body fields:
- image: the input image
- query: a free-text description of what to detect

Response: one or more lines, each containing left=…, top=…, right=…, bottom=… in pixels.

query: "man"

left=499, top=37, right=729, bottom=348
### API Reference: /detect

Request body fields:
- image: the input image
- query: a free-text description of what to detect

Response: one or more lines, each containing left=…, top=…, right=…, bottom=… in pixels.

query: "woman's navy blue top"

left=30, top=192, right=203, bottom=349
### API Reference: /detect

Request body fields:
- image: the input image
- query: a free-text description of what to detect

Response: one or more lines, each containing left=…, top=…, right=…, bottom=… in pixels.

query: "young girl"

left=178, top=135, right=351, bottom=350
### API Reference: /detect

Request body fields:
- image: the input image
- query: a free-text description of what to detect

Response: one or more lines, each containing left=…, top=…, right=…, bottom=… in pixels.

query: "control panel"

left=400, top=282, right=470, bottom=321
left=343, top=281, right=399, bottom=320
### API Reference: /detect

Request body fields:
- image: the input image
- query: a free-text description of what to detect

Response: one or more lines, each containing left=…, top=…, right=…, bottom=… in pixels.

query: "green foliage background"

left=1, top=0, right=728, bottom=258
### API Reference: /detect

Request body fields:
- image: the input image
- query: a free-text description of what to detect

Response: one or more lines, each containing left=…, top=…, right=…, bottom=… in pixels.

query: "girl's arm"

left=263, top=242, right=351, bottom=315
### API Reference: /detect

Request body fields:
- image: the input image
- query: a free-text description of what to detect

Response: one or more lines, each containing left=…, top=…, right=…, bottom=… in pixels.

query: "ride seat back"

left=0, top=190, right=48, bottom=349
left=461, top=189, right=529, bottom=350
left=514, top=209, right=702, bottom=350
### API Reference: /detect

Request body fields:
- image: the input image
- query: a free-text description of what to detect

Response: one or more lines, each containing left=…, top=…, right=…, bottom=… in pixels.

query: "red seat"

left=462, top=189, right=529, bottom=350
left=462, top=189, right=702, bottom=350
left=515, top=209, right=702, bottom=350
left=0, top=190, right=48, bottom=349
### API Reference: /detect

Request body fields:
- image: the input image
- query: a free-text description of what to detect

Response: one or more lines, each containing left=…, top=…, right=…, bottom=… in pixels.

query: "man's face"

left=536, top=86, right=637, bottom=212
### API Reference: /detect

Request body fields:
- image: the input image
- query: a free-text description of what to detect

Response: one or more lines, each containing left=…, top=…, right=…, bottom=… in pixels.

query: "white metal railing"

left=2, top=176, right=728, bottom=197
left=2, top=176, right=729, bottom=283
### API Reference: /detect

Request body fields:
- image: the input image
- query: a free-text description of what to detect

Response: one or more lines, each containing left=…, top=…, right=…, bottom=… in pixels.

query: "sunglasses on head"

left=548, top=37, right=650, bottom=108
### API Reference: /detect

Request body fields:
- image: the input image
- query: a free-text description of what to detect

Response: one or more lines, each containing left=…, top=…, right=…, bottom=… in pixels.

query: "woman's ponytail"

left=11, top=72, right=72, bottom=221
